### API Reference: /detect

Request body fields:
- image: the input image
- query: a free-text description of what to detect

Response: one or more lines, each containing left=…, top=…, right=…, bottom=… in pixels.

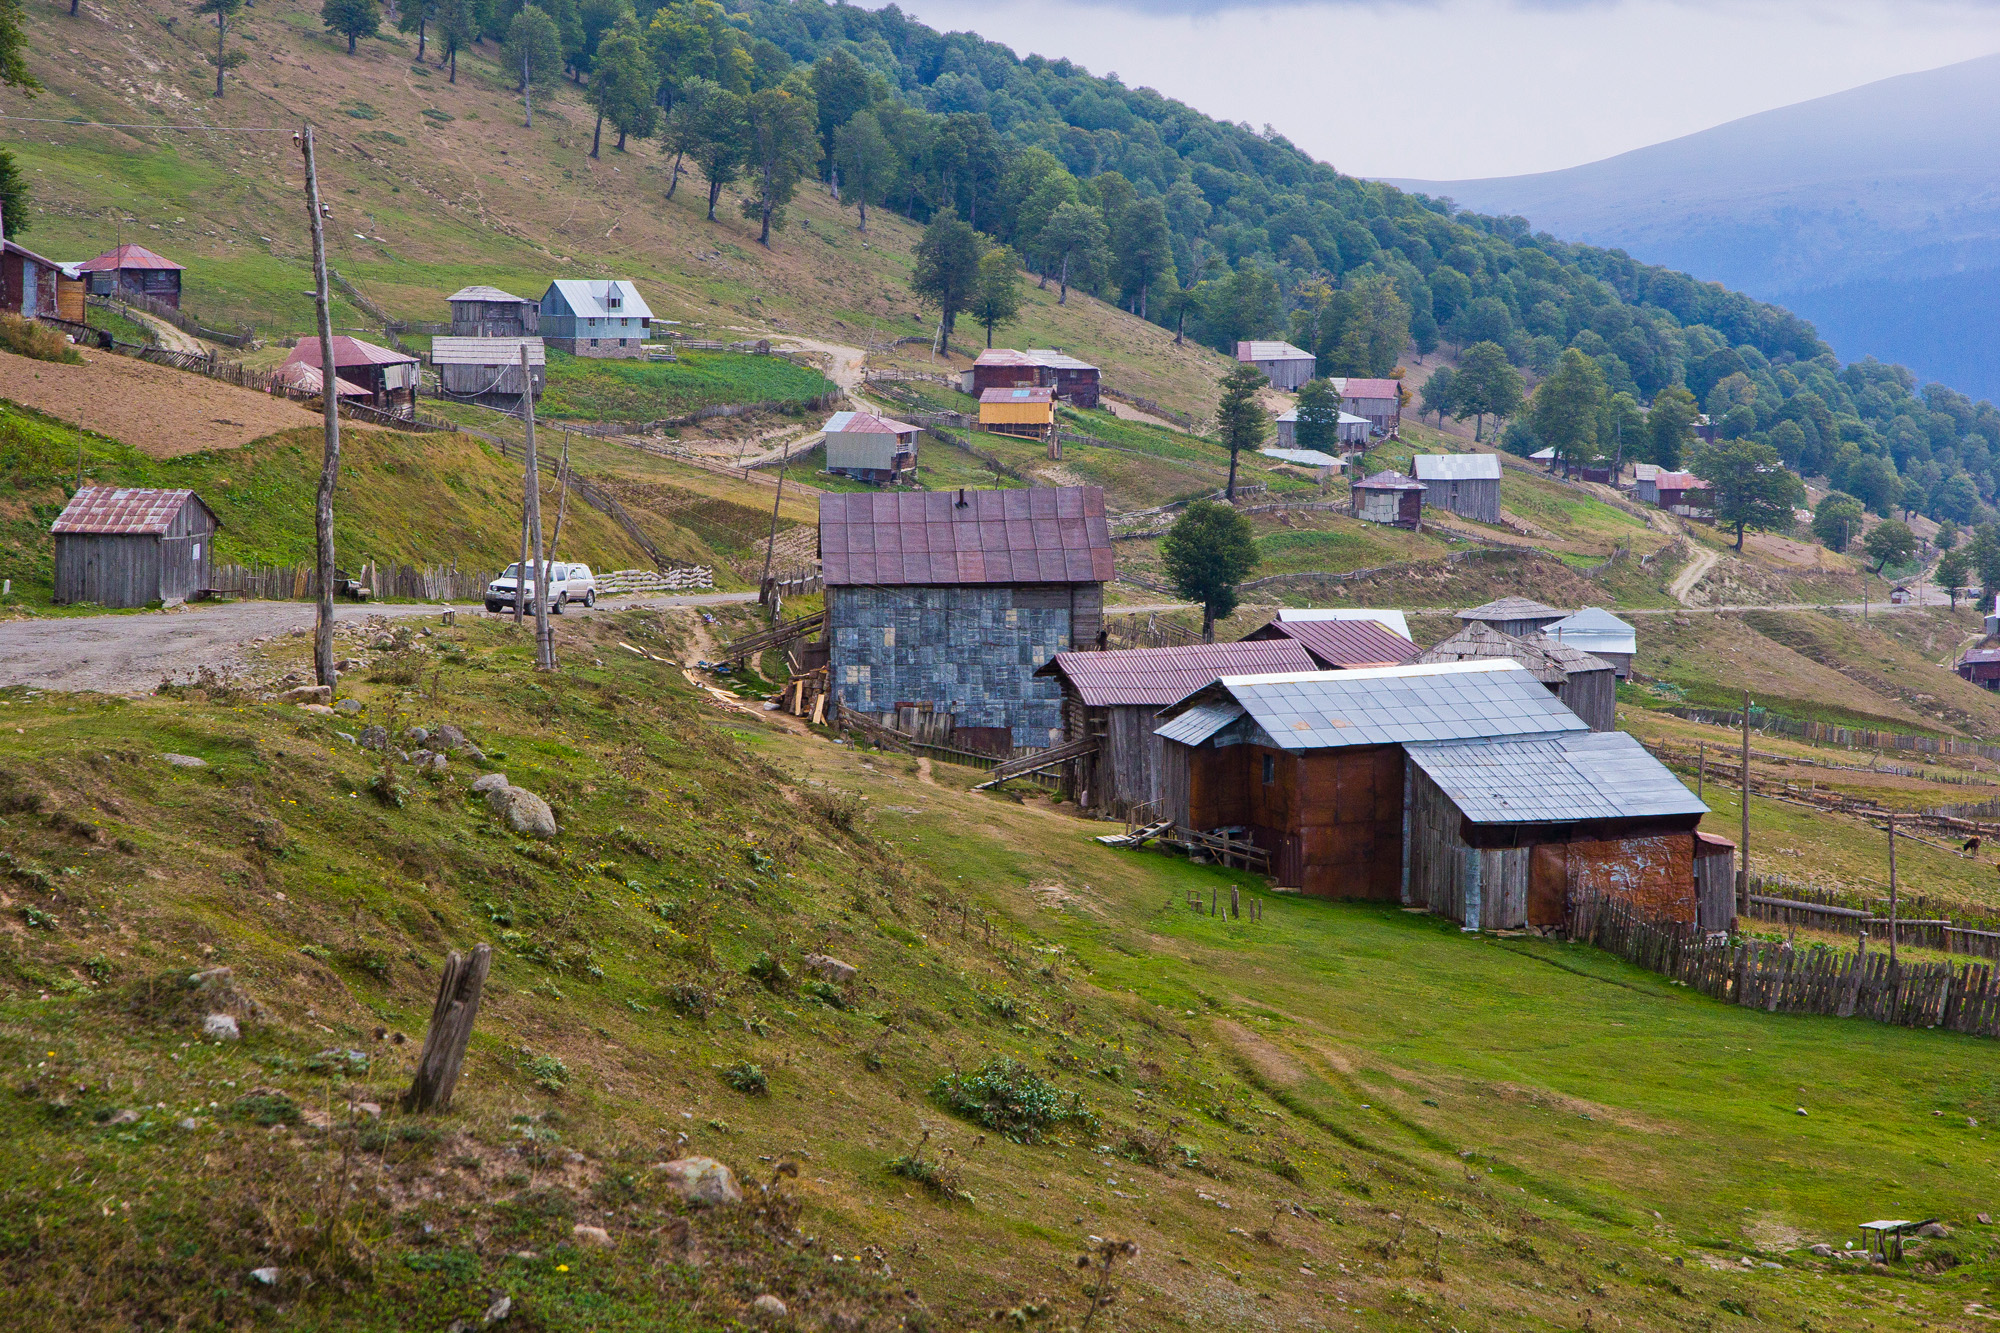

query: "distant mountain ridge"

left=1388, top=53, right=2000, bottom=398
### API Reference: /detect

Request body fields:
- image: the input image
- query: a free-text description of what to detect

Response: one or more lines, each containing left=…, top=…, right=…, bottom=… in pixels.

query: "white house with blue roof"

left=539, top=279, right=654, bottom=358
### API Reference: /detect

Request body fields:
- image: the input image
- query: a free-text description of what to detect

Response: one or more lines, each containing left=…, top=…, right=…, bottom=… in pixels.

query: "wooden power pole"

left=1887, top=812, right=1899, bottom=966
left=301, top=124, right=342, bottom=692
left=759, top=436, right=792, bottom=625
left=1738, top=690, right=1751, bottom=920
left=522, top=344, right=554, bottom=672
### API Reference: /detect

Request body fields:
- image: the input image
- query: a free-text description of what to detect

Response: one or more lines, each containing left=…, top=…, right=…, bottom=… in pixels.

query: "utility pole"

left=759, top=435, right=792, bottom=625
left=301, top=124, right=342, bottom=692
left=1887, top=812, right=1899, bottom=967
left=1697, top=742, right=1705, bottom=801
left=1738, top=689, right=1751, bottom=921
left=547, top=427, right=571, bottom=560
left=522, top=344, right=554, bottom=671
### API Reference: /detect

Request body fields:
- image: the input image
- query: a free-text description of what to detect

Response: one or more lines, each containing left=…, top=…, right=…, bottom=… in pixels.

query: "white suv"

left=484, top=562, right=597, bottom=614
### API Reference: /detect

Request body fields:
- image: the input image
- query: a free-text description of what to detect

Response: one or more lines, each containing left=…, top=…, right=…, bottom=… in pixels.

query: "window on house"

left=1262, top=754, right=1275, bottom=785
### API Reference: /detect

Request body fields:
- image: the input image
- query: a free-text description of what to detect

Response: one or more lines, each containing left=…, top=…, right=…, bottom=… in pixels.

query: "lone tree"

left=195, top=0, right=246, bottom=98
left=1452, top=340, right=1521, bottom=441
left=504, top=4, right=563, bottom=126
left=1162, top=500, right=1258, bottom=642
left=737, top=86, right=817, bottom=246
left=1417, top=366, right=1456, bottom=427
left=1293, top=378, right=1343, bottom=453
left=971, top=246, right=1023, bottom=348
left=1811, top=491, right=1864, bottom=552
left=1216, top=363, right=1268, bottom=501
left=0, top=150, right=26, bottom=239
left=911, top=208, right=981, bottom=349
left=1693, top=438, right=1805, bottom=552
left=1530, top=347, right=1606, bottom=477
left=1864, top=518, right=1917, bottom=575
left=1936, top=546, right=1972, bottom=609
left=833, top=110, right=892, bottom=231
left=322, top=0, right=380, bottom=54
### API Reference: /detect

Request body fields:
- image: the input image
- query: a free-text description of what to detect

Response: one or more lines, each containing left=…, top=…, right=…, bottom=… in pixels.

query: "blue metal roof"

left=1156, top=660, right=1587, bottom=751
left=1405, top=731, right=1706, bottom=824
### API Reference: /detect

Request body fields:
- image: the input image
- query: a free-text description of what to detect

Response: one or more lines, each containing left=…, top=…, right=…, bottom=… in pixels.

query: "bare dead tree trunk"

left=548, top=428, right=571, bottom=559
left=402, top=944, right=492, bottom=1113
left=302, top=125, right=342, bottom=691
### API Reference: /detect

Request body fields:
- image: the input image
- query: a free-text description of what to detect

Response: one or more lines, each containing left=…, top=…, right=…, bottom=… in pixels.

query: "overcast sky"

left=881, top=0, right=2000, bottom=180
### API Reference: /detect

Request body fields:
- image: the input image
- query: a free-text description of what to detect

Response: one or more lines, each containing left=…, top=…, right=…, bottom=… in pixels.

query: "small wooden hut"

left=431, top=336, right=545, bottom=405
left=52, top=487, right=219, bottom=607
left=1411, top=453, right=1501, bottom=524
left=1235, top=340, right=1316, bottom=391
left=1034, top=639, right=1316, bottom=817
left=1413, top=622, right=1617, bottom=731
left=1351, top=471, right=1425, bottom=529
left=1694, top=831, right=1737, bottom=932
left=75, top=244, right=184, bottom=309
left=1456, top=597, right=1567, bottom=638
left=446, top=285, right=540, bottom=337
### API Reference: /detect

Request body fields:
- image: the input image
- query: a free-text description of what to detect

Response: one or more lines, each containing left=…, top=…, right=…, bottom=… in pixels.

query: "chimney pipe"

left=955, top=487, right=968, bottom=509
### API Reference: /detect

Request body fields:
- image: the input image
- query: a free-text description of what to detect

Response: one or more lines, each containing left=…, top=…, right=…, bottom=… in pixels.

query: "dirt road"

left=1668, top=545, right=1720, bottom=604
left=0, top=592, right=755, bottom=696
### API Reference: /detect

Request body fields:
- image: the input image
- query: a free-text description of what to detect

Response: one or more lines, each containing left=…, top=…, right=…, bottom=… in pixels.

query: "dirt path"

left=1103, top=398, right=1187, bottom=432
left=1668, top=545, right=1722, bottom=604
left=125, top=309, right=205, bottom=355
left=768, top=335, right=866, bottom=397
left=0, top=592, right=755, bottom=696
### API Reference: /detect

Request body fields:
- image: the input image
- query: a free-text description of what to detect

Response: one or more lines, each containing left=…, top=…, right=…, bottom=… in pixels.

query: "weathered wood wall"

left=1556, top=667, right=1618, bottom=732
left=1427, top=477, right=1501, bottom=525
left=1405, top=763, right=1531, bottom=928
left=53, top=500, right=215, bottom=606
left=1695, top=844, right=1736, bottom=933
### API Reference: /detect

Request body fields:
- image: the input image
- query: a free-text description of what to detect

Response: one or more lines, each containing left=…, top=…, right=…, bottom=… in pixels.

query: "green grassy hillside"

left=1, top=610, right=1996, bottom=1330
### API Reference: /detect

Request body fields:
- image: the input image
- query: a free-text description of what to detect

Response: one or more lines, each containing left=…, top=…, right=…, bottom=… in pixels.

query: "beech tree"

left=1161, top=500, right=1258, bottom=642
left=911, top=208, right=981, bottom=346
left=504, top=5, right=564, bottom=125
left=588, top=22, right=659, bottom=156
left=833, top=111, right=892, bottom=231
left=971, top=246, right=1023, bottom=348
left=1648, top=384, right=1699, bottom=469
left=1530, top=347, right=1606, bottom=476
left=1693, top=437, right=1805, bottom=551
left=1034, top=201, right=1106, bottom=306
left=195, top=0, right=246, bottom=97
left=1293, top=378, right=1344, bottom=453
left=1863, top=519, right=1917, bottom=574
left=1451, top=341, right=1521, bottom=441
left=738, top=87, right=818, bottom=246
left=1216, top=363, right=1268, bottom=501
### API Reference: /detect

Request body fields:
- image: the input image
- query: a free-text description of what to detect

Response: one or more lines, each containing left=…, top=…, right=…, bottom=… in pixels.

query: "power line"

left=0, top=116, right=293, bottom=132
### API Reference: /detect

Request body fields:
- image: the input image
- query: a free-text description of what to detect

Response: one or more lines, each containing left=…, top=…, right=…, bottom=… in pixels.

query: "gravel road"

left=0, top=593, right=756, bottom=696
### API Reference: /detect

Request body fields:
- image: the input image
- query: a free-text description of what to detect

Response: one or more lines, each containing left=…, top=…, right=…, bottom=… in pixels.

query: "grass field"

left=2, top=615, right=1997, bottom=1330
left=537, top=351, right=835, bottom=424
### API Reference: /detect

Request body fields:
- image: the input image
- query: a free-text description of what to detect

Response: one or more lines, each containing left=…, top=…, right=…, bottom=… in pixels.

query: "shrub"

left=931, top=1057, right=1097, bottom=1143
left=801, top=979, right=846, bottom=1010
left=0, top=314, right=81, bottom=365
left=807, top=787, right=863, bottom=832
left=723, top=1061, right=768, bottom=1095
left=524, top=1053, right=569, bottom=1092
left=663, top=982, right=714, bottom=1017
left=887, top=1129, right=969, bottom=1202
left=745, top=951, right=790, bottom=989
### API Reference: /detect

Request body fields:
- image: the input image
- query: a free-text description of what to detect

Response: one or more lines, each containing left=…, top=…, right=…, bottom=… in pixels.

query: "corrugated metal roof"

left=1272, top=409, right=1369, bottom=425
left=980, top=386, right=1054, bottom=403
left=271, top=362, right=370, bottom=397
left=823, top=411, right=917, bottom=436
left=1260, top=448, right=1344, bottom=467
left=1416, top=622, right=1610, bottom=684
left=1025, top=348, right=1098, bottom=371
left=1544, top=607, right=1638, bottom=656
left=1353, top=470, right=1426, bottom=491
left=447, top=285, right=531, bottom=303
left=1253, top=617, right=1415, bottom=669
left=818, top=487, right=1115, bottom=587
left=1339, top=378, right=1401, bottom=400
left=1960, top=649, right=2000, bottom=666
left=1412, top=453, right=1501, bottom=481
left=972, top=349, right=1038, bottom=366
left=284, top=336, right=418, bottom=369
left=1457, top=597, right=1565, bottom=623
left=1037, top=640, right=1317, bottom=706
left=1236, top=340, right=1314, bottom=361
left=1158, top=660, right=1587, bottom=752
left=544, top=279, right=655, bottom=321
left=76, top=243, right=183, bottom=272
left=1405, top=732, right=1706, bottom=824
left=1157, top=701, right=1246, bottom=747
left=1656, top=471, right=1708, bottom=490
left=429, top=336, right=546, bottom=366
left=1276, top=608, right=1412, bottom=639
left=1633, top=464, right=1661, bottom=482
left=51, top=487, right=209, bottom=535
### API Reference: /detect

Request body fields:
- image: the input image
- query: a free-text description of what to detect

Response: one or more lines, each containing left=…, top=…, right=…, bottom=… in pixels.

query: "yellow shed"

left=979, top=385, right=1056, bottom=439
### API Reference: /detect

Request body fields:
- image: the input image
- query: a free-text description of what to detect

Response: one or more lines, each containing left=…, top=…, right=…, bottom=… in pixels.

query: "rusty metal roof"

left=818, top=487, right=1115, bottom=587
left=76, top=243, right=183, bottom=272
left=1036, top=640, right=1317, bottom=706
left=285, top=335, right=418, bottom=369
left=1246, top=617, right=1415, bottom=669
left=51, top=487, right=212, bottom=535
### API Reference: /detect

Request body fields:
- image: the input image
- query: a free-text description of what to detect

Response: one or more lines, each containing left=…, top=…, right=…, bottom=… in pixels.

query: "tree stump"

left=402, top=944, right=492, bottom=1113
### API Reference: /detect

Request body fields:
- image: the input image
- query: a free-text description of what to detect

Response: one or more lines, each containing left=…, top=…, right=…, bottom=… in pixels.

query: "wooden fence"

left=597, top=567, right=715, bottom=595
left=211, top=562, right=711, bottom=602
left=1662, top=705, right=2000, bottom=767
left=1738, top=874, right=2000, bottom=959
left=1569, top=889, right=2000, bottom=1037
left=471, top=390, right=843, bottom=440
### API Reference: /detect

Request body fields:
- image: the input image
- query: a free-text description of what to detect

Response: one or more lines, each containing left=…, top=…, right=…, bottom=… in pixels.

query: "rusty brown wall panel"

left=1568, top=834, right=1696, bottom=922
left=1528, top=844, right=1567, bottom=926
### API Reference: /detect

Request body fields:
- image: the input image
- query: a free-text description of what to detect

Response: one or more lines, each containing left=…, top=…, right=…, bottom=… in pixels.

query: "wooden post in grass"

left=1888, top=813, right=1899, bottom=966
left=759, top=435, right=793, bottom=625
left=1698, top=743, right=1705, bottom=800
left=1738, top=691, right=1751, bottom=921
left=403, top=944, right=492, bottom=1113
left=300, top=123, right=342, bottom=692
left=523, top=345, right=554, bottom=672
left=1230, top=885, right=1240, bottom=919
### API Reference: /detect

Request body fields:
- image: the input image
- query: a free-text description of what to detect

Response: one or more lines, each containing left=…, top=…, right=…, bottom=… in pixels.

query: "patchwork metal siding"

left=827, top=584, right=1078, bottom=748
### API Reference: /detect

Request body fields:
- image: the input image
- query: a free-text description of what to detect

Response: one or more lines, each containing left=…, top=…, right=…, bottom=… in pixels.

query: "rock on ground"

left=160, top=753, right=207, bottom=768
left=202, top=1013, right=241, bottom=1040
left=752, top=1294, right=787, bottom=1320
left=358, top=725, right=388, bottom=750
left=434, top=723, right=468, bottom=750
left=804, top=954, right=858, bottom=983
left=471, top=772, right=510, bottom=794
left=486, top=785, right=556, bottom=839
left=654, top=1156, right=742, bottom=1206
left=278, top=685, right=332, bottom=705
left=571, top=1224, right=614, bottom=1247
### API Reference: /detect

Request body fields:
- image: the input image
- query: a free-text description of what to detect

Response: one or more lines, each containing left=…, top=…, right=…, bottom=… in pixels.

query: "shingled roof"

left=818, top=488, right=1114, bottom=587
left=1456, top=596, right=1565, bottom=623
left=51, top=487, right=215, bottom=536
left=1415, top=622, right=1611, bottom=684
left=1036, top=640, right=1317, bottom=707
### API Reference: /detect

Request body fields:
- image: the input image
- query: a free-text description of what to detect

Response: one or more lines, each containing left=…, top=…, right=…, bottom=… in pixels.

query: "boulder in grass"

left=434, top=724, right=469, bottom=751
left=486, top=785, right=556, bottom=839
left=751, top=1295, right=787, bottom=1321
left=653, top=1156, right=742, bottom=1206
left=278, top=685, right=332, bottom=706
left=470, top=773, right=510, bottom=794
left=803, top=954, right=858, bottom=984
left=571, top=1224, right=614, bottom=1247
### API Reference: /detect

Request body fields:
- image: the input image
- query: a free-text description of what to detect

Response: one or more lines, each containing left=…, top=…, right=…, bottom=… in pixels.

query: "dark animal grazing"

left=1965, top=835, right=1983, bottom=855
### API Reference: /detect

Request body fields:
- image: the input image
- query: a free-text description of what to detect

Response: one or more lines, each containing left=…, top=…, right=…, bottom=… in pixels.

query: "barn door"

left=1528, top=843, right=1567, bottom=928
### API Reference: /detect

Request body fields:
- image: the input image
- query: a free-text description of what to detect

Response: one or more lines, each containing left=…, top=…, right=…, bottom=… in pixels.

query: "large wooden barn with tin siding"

left=431, top=336, right=545, bottom=405
left=51, top=487, right=219, bottom=607
left=1035, top=640, right=1317, bottom=818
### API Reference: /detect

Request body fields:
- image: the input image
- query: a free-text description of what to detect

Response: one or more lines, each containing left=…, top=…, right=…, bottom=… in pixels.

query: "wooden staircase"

left=972, top=736, right=1099, bottom=790
left=718, top=608, right=826, bottom=666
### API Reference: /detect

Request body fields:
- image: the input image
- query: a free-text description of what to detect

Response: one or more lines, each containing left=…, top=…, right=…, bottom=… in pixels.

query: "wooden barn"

left=0, top=232, right=65, bottom=319
left=1401, top=731, right=1710, bottom=931
left=962, top=348, right=1041, bottom=397
left=1240, top=613, right=1412, bottom=669
left=284, top=336, right=420, bottom=415
left=1632, top=463, right=1661, bottom=504
left=1034, top=639, right=1317, bottom=818
left=1655, top=471, right=1712, bottom=518
left=1235, top=340, right=1317, bottom=391
left=1153, top=660, right=1585, bottom=899
left=51, top=487, right=219, bottom=607
left=1457, top=597, right=1567, bottom=638
left=821, top=486, right=1114, bottom=754
left=1543, top=606, right=1637, bottom=679
left=1956, top=648, right=2000, bottom=690
left=980, top=386, right=1056, bottom=440
left=1334, top=377, right=1403, bottom=433
left=1272, top=407, right=1370, bottom=450
left=431, top=336, right=545, bottom=405
left=1351, top=471, right=1426, bottom=529
left=75, top=243, right=183, bottom=309
left=447, top=285, right=540, bottom=337
left=821, top=410, right=919, bottom=484
left=1027, top=349, right=1101, bottom=408
left=1414, top=622, right=1617, bottom=731
left=1411, top=453, right=1502, bottom=523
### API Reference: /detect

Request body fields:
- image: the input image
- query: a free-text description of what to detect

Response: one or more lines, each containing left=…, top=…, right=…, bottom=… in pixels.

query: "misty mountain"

left=1388, top=53, right=2000, bottom=399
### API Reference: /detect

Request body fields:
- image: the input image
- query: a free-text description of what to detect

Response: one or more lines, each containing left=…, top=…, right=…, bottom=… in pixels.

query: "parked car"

left=484, top=562, right=597, bottom=614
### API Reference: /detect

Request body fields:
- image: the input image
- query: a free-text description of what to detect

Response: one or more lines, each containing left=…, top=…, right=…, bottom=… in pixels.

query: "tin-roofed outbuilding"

left=821, top=410, right=918, bottom=483
left=447, top=285, right=540, bottom=337
left=1351, top=471, right=1426, bottom=529
left=1035, top=640, right=1317, bottom=817
left=979, top=386, right=1056, bottom=439
left=1457, top=597, right=1567, bottom=638
left=1273, top=408, right=1370, bottom=450
left=1235, top=341, right=1317, bottom=391
left=77, top=243, right=183, bottom=309
left=820, top=488, right=1115, bottom=753
left=1414, top=622, right=1617, bottom=731
left=431, top=336, right=545, bottom=404
left=1274, top=607, right=1413, bottom=639
left=1543, top=607, right=1637, bottom=679
left=51, top=487, right=219, bottom=607
left=1411, top=453, right=1502, bottom=523
left=284, top=336, right=420, bottom=415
